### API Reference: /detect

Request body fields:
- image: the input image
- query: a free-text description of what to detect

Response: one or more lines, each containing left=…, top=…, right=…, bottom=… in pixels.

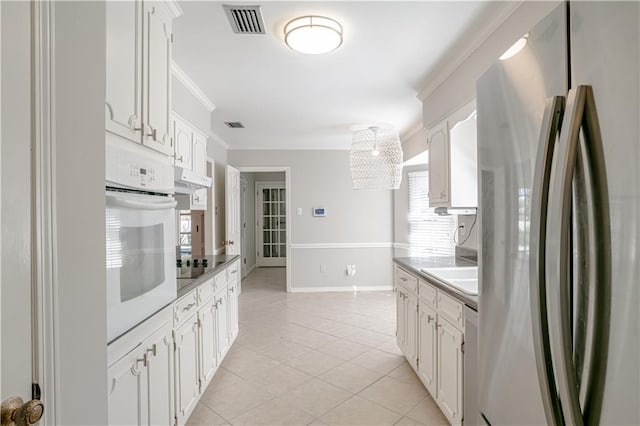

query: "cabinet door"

left=198, top=299, right=217, bottom=390
left=215, top=291, right=230, bottom=359
left=418, top=302, right=437, bottom=396
left=227, top=280, right=239, bottom=342
left=428, top=120, right=450, bottom=206
left=396, top=289, right=405, bottom=353
left=105, top=0, right=142, bottom=143
left=437, top=318, right=464, bottom=426
left=192, top=131, right=207, bottom=176
left=143, top=2, right=172, bottom=155
left=173, top=117, right=193, bottom=169
left=191, top=188, right=207, bottom=210
left=406, top=292, right=418, bottom=370
left=448, top=104, right=477, bottom=208
left=175, top=316, right=200, bottom=424
left=146, top=322, right=175, bottom=426
left=107, top=348, right=148, bottom=426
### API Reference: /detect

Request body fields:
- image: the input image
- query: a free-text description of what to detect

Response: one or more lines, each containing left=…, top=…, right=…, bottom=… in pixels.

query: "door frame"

left=240, top=176, right=247, bottom=278
left=255, top=182, right=286, bottom=267
left=235, top=167, right=291, bottom=293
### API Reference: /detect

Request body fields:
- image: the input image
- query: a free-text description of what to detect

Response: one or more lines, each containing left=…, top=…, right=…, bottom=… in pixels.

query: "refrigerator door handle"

left=548, top=85, right=611, bottom=426
left=529, top=95, right=565, bottom=426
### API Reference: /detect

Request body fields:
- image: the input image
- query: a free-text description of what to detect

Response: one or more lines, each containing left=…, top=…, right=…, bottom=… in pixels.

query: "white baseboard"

left=290, top=285, right=393, bottom=293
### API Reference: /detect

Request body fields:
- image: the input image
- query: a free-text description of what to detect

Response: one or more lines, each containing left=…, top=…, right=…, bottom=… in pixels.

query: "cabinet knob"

left=136, top=353, right=148, bottom=368
left=146, top=344, right=157, bottom=357
left=427, top=315, right=434, bottom=323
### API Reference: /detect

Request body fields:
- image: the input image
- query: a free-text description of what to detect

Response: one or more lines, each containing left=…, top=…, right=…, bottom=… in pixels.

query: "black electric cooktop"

left=176, top=255, right=226, bottom=280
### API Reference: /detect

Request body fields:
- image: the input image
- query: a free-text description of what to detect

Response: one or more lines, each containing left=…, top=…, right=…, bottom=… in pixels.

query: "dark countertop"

left=393, top=257, right=478, bottom=311
left=177, top=255, right=240, bottom=299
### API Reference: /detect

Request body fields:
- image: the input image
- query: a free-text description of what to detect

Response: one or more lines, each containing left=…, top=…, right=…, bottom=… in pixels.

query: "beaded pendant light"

left=350, top=126, right=403, bottom=189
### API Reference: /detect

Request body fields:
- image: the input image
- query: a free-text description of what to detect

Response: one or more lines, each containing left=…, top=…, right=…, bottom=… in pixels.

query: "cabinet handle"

left=400, top=277, right=408, bottom=282
left=427, top=315, right=434, bottom=323
left=229, top=287, right=235, bottom=293
left=182, top=302, right=196, bottom=312
left=134, top=126, right=157, bottom=140
left=136, top=353, right=148, bottom=368
left=146, top=344, right=157, bottom=357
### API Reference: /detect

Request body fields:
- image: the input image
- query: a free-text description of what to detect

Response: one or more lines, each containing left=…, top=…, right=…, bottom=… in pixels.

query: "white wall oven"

left=106, top=143, right=176, bottom=342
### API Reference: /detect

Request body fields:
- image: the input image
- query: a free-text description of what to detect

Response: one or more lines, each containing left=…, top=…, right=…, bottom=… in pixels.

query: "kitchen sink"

left=420, top=267, right=478, bottom=295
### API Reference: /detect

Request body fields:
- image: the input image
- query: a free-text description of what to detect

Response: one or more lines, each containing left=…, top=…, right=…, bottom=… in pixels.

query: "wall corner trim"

left=171, top=61, right=216, bottom=112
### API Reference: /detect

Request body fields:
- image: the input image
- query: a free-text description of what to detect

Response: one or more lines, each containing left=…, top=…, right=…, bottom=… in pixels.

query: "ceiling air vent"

left=225, top=121, right=245, bottom=129
left=223, top=5, right=265, bottom=34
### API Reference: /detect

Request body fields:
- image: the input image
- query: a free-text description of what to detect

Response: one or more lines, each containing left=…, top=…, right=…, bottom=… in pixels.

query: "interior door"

left=256, top=183, right=286, bottom=267
left=225, top=165, right=241, bottom=256
left=240, top=178, right=247, bottom=278
left=1, top=2, right=44, bottom=421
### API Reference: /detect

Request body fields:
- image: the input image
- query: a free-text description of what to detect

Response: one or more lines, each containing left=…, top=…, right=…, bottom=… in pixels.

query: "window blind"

left=408, top=171, right=455, bottom=257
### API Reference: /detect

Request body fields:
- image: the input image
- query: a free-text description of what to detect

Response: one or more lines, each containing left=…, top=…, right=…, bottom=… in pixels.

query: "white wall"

left=421, top=1, right=561, bottom=129
left=229, top=150, right=394, bottom=290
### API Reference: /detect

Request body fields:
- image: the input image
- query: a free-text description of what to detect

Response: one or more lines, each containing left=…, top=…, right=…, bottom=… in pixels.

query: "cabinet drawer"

left=419, top=279, right=437, bottom=308
left=227, top=261, right=240, bottom=281
left=437, top=290, right=464, bottom=331
left=214, top=271, right=227, bottom=293
left=396, top=266, right=418, bottom=294
left=197, top=278, right=215, bottom=305
left=174, top=291, right=198, bottom=327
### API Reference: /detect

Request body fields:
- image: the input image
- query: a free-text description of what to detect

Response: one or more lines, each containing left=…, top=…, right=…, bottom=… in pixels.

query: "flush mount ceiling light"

left=350, top=126, right=403, bottom=190
left=500, top=34, right=528, bottom=60
left=284, top=15, right=343, bottom=54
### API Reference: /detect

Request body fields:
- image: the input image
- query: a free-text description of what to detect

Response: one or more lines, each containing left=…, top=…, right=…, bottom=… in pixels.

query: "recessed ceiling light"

left=284, top=15, right=343, bottom=54
left=500, top=34, right=528, bottom=60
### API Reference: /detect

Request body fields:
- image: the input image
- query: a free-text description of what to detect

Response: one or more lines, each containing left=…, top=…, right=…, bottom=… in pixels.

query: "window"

left=179, top=210, right=192, bottom=257
left=408, top=171, right=455, bottom=256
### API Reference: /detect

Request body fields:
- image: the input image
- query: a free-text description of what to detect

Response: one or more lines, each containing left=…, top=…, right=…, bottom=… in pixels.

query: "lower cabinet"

left=417, top=302, right=437, bottom=396
left=174, top=315, right=200, bottom=424
left=395, top=265, right=467, bottom=426
left=437, top=317, right=464, bottom=424
left=107, top=260, right=241, bottom=426
left=108, top=320, right=174, bottom=426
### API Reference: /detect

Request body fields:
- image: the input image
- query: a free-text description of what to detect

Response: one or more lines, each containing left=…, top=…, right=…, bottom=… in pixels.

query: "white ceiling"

left=173, top=1, right=507, bottom=150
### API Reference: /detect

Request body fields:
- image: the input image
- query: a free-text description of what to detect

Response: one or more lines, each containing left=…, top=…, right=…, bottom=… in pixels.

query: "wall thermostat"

left=312, top=207, right=326, bottom=217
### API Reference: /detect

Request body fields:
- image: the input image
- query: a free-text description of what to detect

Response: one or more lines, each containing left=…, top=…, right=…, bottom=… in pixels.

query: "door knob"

left=1, top=396, right=44, bottom=426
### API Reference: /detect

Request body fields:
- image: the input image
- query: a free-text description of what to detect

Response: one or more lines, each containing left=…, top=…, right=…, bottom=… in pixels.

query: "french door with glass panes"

left=256, top=183, right=286, bottom=267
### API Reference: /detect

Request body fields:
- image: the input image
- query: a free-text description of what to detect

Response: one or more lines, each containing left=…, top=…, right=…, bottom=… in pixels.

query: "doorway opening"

left=237, top=167, right=290, bottom=293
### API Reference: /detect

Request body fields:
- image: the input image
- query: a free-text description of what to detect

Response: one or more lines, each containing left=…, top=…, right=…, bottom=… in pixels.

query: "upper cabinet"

left=106, top=0, right=181, bottom=156
left=428, top=101, right=477, bottom=208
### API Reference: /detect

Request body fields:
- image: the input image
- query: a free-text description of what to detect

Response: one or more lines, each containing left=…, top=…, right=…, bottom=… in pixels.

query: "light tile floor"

left=187, top=267, right=448, bottom=426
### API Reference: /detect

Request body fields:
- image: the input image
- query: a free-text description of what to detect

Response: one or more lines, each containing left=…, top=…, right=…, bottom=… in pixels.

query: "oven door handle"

left=106, top=195, right=177, bottom=210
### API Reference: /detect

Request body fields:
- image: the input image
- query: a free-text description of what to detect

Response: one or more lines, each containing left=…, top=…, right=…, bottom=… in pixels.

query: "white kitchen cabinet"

left=192, top=131, right=207, bottom=176
left=418, top=301, right=437, bottom=397
left=107, top=320, right=174, bottom=426
left=105, top=0, right=143, bottom=144
left=173, top=116, right=193, bottom=169
left=215, top=289, right=230, bottom=359
left=174, top=315, right=200, bottom=424
left=406, top=291, right=418, bottom=370
left=105, top=0, right=180, bottom=155
left=437, top=317, right=464, bottom=426
left=227, top=279, right=239, bottom=342
left=428, top=120, right=450, bottom=206
left=198, top=298, right=217, bottom=390
left=428, top=100, right=477, bottom=208
left=396, top=287, right=406, bottom=353
left=142, top=1, right=173, bottom=155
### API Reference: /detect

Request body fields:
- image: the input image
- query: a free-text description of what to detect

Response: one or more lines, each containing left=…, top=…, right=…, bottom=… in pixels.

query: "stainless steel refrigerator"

left=477, top=2, right=639, bottom=425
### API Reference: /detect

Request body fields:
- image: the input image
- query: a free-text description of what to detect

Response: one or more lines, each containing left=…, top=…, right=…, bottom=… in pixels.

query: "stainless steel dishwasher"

left=464, top=305, right=479, bottom=425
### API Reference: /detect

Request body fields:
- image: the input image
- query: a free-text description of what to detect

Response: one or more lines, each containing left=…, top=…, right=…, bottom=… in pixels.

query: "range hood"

left=174, top=167, right=212, bottom=194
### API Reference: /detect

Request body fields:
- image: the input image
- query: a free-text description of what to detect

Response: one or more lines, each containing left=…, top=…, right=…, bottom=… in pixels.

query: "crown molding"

left=417, top=0, right=524, bottom=101
left=171, top=61, right=216, bottom=112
